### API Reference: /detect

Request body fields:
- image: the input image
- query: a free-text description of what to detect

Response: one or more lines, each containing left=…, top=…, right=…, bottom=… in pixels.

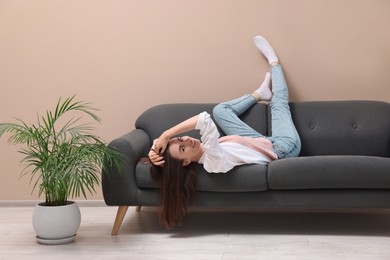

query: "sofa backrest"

left=136, top=100, right=390, bottom=157
left=290, top=101, right=390, bottom=157
left=135, top=102, right=268, bottom=141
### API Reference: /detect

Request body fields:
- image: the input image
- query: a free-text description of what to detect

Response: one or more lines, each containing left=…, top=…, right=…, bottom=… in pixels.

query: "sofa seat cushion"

left=136, top=163, right=268, bottom=192
left=268, top=156, right=390, bottom=190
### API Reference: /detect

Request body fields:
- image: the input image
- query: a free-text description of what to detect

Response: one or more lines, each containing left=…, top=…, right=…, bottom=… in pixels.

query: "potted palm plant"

left=0, top=96, right=122, bottom=244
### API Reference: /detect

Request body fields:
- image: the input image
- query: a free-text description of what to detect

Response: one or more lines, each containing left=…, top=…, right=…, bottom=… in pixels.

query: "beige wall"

left=0, top=0, right=389, bottom=200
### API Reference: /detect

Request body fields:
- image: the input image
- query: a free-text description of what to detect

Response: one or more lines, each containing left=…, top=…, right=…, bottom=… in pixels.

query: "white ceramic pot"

left=32, top=201, right=81, bottom=245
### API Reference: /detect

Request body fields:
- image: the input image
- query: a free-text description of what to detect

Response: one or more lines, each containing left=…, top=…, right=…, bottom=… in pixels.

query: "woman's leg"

left=268, top=64, right=301, bottom=158
left=213, top=73, right=272, bottom=137
left=213, top=94, right=261, bottom=137
left=254, top=35, right=301, bottom=158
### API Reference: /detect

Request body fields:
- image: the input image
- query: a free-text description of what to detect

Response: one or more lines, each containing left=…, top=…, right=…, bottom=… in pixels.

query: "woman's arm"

left=149, top=112, right=226, bottom=170
left=148, top=114, right=199, bottom=166
left=155, top=114, right=199, bottom=154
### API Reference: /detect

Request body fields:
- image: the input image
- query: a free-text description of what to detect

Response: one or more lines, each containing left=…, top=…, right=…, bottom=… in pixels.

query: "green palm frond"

left=0, top=122, right=35, bottom=145
left=54, top=95, right=101, bottom=123
left=0, top=95, right=123, bottom=206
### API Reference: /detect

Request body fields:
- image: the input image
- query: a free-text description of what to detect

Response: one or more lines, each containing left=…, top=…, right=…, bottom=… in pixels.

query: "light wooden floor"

left=1, top=205, right=390, bottom=260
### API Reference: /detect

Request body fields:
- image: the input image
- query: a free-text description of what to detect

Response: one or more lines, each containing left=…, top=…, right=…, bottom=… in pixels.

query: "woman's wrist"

left=161, top=130, right=172, bottom=142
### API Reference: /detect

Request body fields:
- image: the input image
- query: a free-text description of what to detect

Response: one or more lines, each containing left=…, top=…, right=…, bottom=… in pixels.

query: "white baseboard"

left=0, top=200, right=106, bottom=207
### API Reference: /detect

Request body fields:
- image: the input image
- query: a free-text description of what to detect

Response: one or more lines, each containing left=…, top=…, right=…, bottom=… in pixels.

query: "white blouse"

left=196, top=112, right=278, bottom=173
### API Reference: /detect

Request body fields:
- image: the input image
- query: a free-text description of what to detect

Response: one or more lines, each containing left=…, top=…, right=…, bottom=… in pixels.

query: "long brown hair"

left=150, top=145, right=197, bottom=229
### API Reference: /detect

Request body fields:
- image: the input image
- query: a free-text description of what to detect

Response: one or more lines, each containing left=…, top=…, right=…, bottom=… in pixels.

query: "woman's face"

left=168, top=136, right=202, bottom=166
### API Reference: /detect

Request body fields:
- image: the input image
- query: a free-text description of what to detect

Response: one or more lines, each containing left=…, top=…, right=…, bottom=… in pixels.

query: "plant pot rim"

left=37, top=201, right=76, bottom=207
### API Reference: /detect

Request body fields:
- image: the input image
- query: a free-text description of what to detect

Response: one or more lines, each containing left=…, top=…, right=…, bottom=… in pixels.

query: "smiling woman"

left=144, top=36, right=302, bottom=229
left=168, top=136, right=203, bottom=166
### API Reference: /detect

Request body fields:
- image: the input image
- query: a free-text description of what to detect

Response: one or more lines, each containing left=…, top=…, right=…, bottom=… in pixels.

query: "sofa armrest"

left=102, top=129, right=150, bottom=206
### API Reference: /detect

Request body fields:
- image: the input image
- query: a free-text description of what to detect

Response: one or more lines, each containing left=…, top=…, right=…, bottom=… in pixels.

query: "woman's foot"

left=253, top=36, right=279, bottom=65
left=253, top=72, right=272, bottom=101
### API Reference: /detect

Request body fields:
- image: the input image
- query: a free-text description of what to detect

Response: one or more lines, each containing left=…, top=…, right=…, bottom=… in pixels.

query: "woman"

left=148, top=36, right=301, bottom=229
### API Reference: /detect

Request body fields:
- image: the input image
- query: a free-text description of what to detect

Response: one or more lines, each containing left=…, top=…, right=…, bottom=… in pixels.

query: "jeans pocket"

left=272, top=138, right=301, bottom=159
left=272, top=142, right=287, bottom=159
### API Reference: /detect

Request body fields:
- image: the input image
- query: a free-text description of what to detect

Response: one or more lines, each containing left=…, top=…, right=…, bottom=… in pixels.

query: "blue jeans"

left=212, top=64, right=301, bottom=159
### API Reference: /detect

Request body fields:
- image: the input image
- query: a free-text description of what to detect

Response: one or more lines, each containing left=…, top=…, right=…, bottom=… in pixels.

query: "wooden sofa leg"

left=111, top=206, right=129, bottom=236
left=136, top=206, right=142, bottom=212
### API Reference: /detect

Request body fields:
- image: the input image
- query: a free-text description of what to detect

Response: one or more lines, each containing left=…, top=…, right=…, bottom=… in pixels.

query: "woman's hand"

left=153, top=135, right=169, bottom=155
left=148, top=138, right=168, bottom=167
left=148, top=148, right=165, bottom=167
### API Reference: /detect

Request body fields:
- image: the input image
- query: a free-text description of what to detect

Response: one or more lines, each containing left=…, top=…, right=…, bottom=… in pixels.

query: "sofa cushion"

left=135, top=162, right=269, bottom=192
left=268, top=156, right=390, bottom=190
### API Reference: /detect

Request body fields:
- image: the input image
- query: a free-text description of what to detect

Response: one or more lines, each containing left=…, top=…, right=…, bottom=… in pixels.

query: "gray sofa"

left=102, top=100, right=390, bottom=235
